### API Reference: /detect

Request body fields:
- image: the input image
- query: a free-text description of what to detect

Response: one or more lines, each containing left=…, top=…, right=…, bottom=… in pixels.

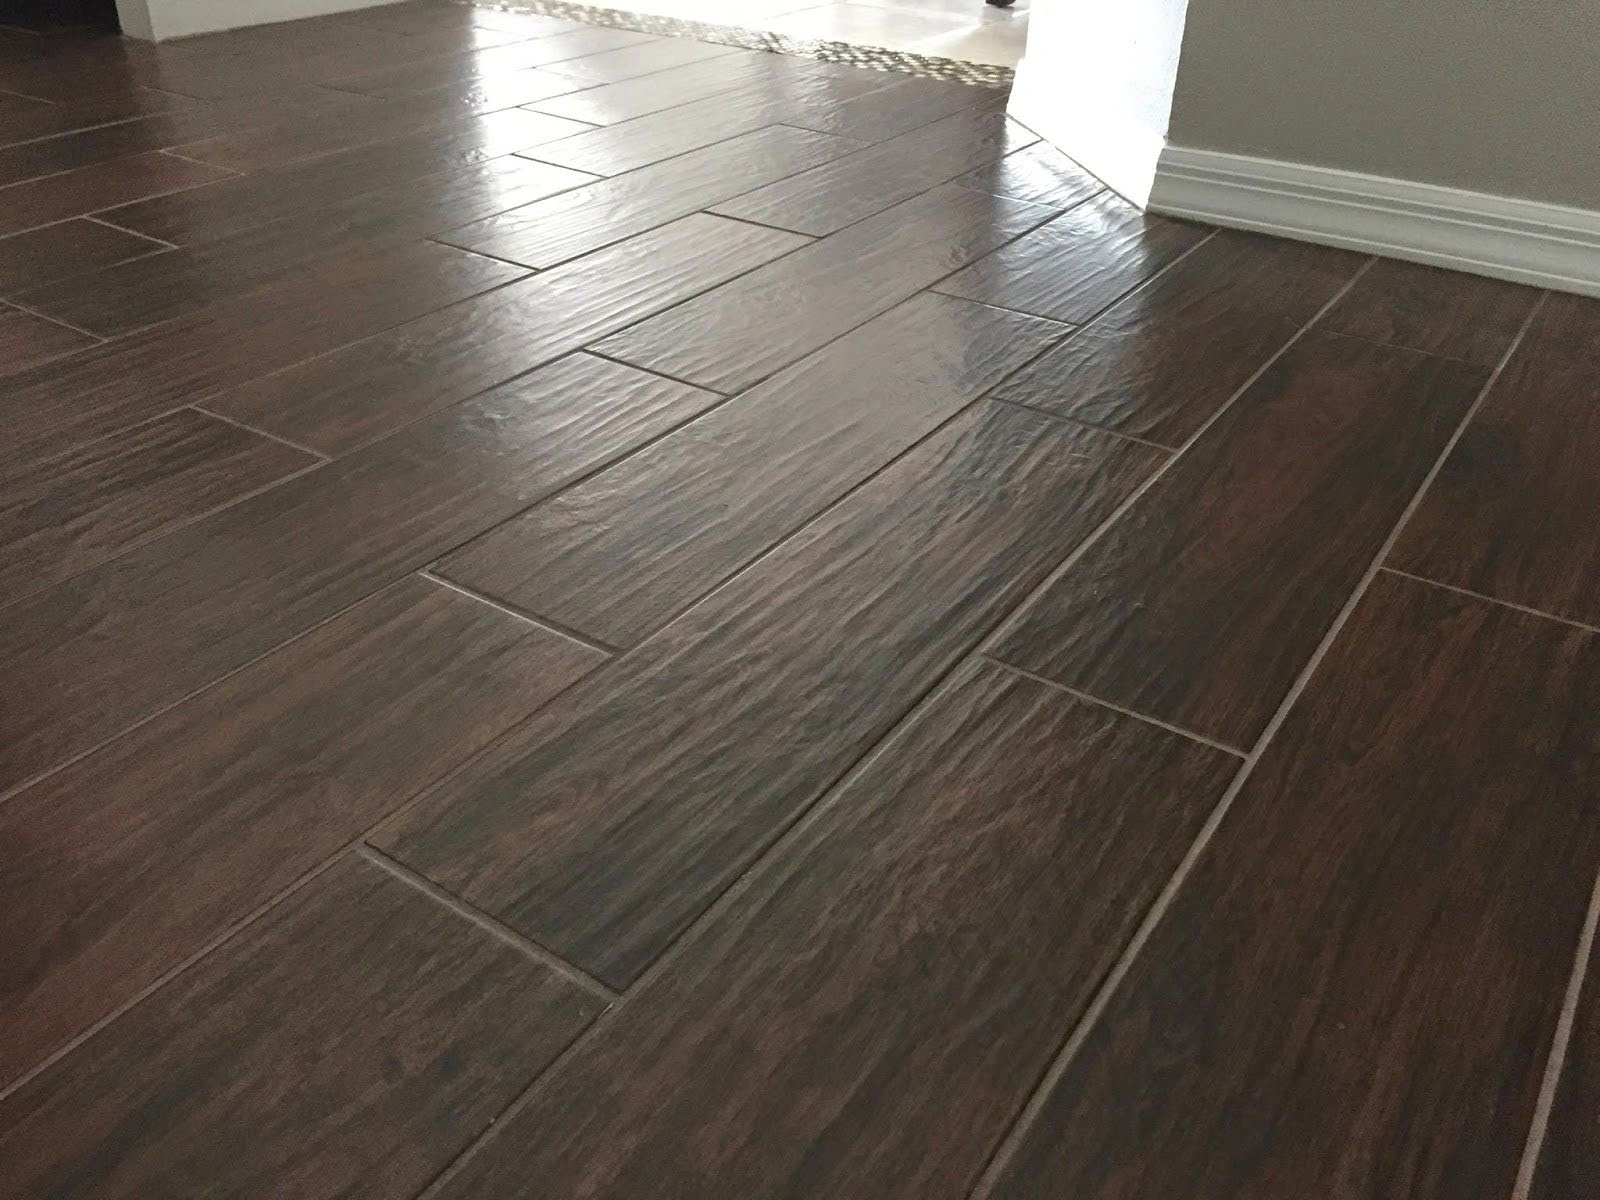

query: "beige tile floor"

left=602, top=0, right=1028, bottom=66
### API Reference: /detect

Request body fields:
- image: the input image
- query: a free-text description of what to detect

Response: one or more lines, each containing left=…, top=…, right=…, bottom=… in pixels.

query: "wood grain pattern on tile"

left=989, top=571, right=1600, bottom=1200
left=1320, top=255, right=1542, bottom=366
left=954, top=139, right=1103, bottom=208
left=0, top=149, right=233, bottom=238
left=0, top=854, right=604, bottom=1200
left=594, top=184, right=1057, bottom=393
left=378, top=402, right=1163, bottom=988
left=13, top=161, right=589, bottom=338
left=0, top=576, right=602, bottom=1089
left=327, top=27, right=651, bottom=97
left=989, top=230, right=1368, bottom=445
left=992, top=330, right=1486, bottom=748
left=530, top=51, right=888, bottom=127
left=1390, top=292, right=1600, bottom=627
left=169, top=95, right=593, bottom=173
left=0, top=304, right=96, bottom=376
left=536, top=35, right=744, bottom=83
left=439, top=123, right=858, bottom=267
left=524, top=66, right=890, bottom=175
left=101, top=112, right=587, bottom=246
left=210, top=214, right=804, bottom=454
left=0, top=216, right=167, bottom=293
left=1531, top=931, right=1600, bottom=1200
left=709, top=104, right=1031, bottom=236
left=787, top=73, right=996, bottom=141
left=432, top=660, right=1238, bottom=1200
left=0, top=237, right=525, bottom=466
left=440, top=292, right=1068, bottom=646
left=934, top=190, right=1206, bottom=323
left=0, top=354, right=713, bottom=793
left=0, top=407, right=313, bottom=605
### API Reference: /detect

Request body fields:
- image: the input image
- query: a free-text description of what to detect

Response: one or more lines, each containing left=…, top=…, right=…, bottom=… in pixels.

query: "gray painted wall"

left=1167, top=0, right=1600, bottom=209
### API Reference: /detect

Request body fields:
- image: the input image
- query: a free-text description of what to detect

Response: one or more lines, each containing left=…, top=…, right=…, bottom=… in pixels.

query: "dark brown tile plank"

left=0, top=88, right=195, bottom=147
left=0, top=353, right=716, bottom=793
left=526, top=63, right=894, bottom=173
left=0, top=237, right=525, bottom=467
left=709, top=104, right=1032, bottom=235
left=433, top=659, right=1238, bottom=1199
left=0, top=90, right=384, bottom=185
left=440, top=124, right=856, bottom=267
left=377, top=401, right=1164, bottom=988
left=954, top=139, right=1103, bottom=208
left=1320, top=255, right=1542, bottom=366
left=441, top=292, right=1068, bottom=646
left=1532, top=934, right=1600, bottom=1199
left=102, top=111, right=587, bottom=246
left=991, top=571, right=1600, bottom=1200
left=0, top=148, right=233, bottom=237
left=210, top=214, right=806, bottom=454
left=0, top=407, right=313, bottom=605
left=992, top=330, right=1485, bottom=749
left=15, top=160, right=589, bottom=337
left=0, top=303, right=96, bottom=374
left=1390, top=292, right=1600, bottom=627
left=537, top=35, right=744, bottom=83
left=786, top=73, right=997, bottom=141
left=0, top=854, right=604, bottom=1199
left=934, top=190, right=1207, bottom=322
left=990, top=230, right=1368, bottom=445
left=0, top=215, right=167, bottom=293
left=0, top=575, right=602, bottom=1089
left=594, top=184, right=1057, bottom=393
left=169, top=92, right=592, bottom=172
left=327, top=27, right=653, bottom=98
left=527, top=49, right=827, bottom=126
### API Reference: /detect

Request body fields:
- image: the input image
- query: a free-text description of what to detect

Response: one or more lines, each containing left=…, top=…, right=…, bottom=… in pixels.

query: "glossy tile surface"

left=432, top=659, right=1235, bottom=1199
left=378, top=402, right=1162, bottom=987
left=594, top=184, right=1056, bottom=391
left=993, top=332, right=1485, bottom=748
left=1, top=7, right=1593, bottom=1198
left=990, top=572, right=1600, bottom=1200
left=440, top=292, right=1068, bottom=645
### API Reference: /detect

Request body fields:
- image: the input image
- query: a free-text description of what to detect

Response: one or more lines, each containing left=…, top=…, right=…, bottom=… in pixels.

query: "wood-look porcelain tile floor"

left=0, top=3, right=1597, bottom=1198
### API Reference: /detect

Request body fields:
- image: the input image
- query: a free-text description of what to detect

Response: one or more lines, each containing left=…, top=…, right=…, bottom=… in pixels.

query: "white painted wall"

left=116, top=0, right=405, bottom=40
left=1005, top=0, right=1191, bottom=205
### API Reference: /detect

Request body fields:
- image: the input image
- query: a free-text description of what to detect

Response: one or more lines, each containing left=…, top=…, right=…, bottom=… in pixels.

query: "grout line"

left=977, top=251, right=1372, bottom=658
left=0, top=294, right=106, bottom=341
left=1315, top=323, right=1492, bottom=370
left=1513, top=857, right=1600, bottom=1199
left=420, top=569, right=621, bottom=655
left=424, top=235, right=546, bottom=272
left=1378, top=566, right=1600, bottom=637
left=157, top=147, right=230, bottom=168
left=0, top=455, right=325, bottom=614
left=988, top=394, right=1174, bottom=452
left=0, top=849, right=349, bottom=1104
left=191, top=403, right=332, bottom=461
left=356, top=843, right=620, bottom=1003
left=705, top=208, right=821, bottom=238
left=579, top=344, right=728, bottom=394
left=967, top=283, right=1550, bottom=1199
left=0, top=566, right=611, bottom=1097
left=413, top=656, right=987, bottom=1199
left=0, top=578, right=394, bottom=810
left=982, top=656, right=1247, bottom=757
left=83, top=213, right=180, bottom=249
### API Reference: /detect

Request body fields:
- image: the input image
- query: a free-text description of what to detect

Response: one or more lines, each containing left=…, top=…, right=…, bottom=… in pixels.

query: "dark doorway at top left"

left=0, top=0, right=122, bottom=33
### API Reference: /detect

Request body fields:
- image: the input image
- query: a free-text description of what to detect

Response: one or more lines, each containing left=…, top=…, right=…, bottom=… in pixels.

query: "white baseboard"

left=118, top=0, right=405, bottom=40
left=1148, top=145, right=1600, bottom=298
